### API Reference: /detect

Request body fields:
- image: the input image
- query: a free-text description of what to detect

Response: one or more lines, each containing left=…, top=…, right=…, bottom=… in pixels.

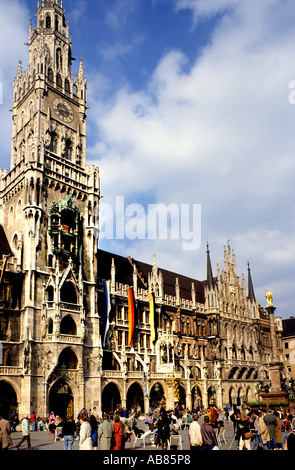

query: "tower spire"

left=247, top=262, right=256, bottom=302
left=206, top=243, right=214, bottom=289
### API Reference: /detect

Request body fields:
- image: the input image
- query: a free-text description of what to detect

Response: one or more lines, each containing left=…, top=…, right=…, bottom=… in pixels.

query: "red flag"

left=128, top=287, right=135, bottom=346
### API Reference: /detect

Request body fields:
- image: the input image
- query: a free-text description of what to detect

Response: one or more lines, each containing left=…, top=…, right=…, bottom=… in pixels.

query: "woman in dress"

left=113, top=415, right=123, bottom=450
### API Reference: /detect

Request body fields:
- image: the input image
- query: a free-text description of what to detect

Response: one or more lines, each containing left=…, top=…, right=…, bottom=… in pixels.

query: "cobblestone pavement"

left=9, top=417, right=289, bottom=451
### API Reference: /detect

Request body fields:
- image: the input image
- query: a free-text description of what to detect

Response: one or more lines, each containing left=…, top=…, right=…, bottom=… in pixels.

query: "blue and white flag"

left=142, top=371, right=149, bottom=398
left=102, top=281, right=111, bottom=347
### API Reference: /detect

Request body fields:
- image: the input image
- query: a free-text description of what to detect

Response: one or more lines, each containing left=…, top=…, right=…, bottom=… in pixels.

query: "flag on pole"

left=127, top=287, right=135, bottom=346
left=173, top=375, right=180, bottom=401
left=142, top=372, right=149, bottom=398
left=102, top=281, right=111, bottom=347
left=148, top=292, right=157, bottom=342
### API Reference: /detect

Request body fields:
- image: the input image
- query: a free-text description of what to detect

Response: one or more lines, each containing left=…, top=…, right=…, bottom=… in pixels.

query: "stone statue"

left=266, top=288, right=274, bottom=307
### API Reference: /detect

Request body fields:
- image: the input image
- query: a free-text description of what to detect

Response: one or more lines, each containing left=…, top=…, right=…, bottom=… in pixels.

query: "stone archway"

left=150, top=383, right=165, bottom=409
left=127, top=382, right=144, bottom=413
left=102, top=383, right=121, bottom=414
left=0, top=381, right=18, bottom=419
left=49, top=380, right=74, bottom=419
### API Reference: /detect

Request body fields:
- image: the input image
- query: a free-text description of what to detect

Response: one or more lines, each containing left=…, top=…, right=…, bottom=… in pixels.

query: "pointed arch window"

left=50, top=132, right=58, bottom=154
left=65, top=78, right=70, bottom=93
left=48, top=68, right=53, bottom=82
left=46, top=15, right=51, bottom=29
left=56, top=74, right=62, bottom=88
left=64, top=139, right=72, bottom=161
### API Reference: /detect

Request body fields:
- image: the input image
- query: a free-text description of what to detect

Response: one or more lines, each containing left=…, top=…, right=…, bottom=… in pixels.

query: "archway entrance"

left=150, top=383, right=165, bottom=409
left=0, top=381, right=18, bottom=419
left=102, top=383, right=121, bottom=414
left=49, top=380, right=74, bottom=419
left=192, top=385, right=203, bottom=409
left=127, top=383, right=144, bottom=413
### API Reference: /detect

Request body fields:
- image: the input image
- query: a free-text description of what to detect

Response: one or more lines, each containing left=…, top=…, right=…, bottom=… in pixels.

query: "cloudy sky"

left=1, top=0, right=295, bottom=318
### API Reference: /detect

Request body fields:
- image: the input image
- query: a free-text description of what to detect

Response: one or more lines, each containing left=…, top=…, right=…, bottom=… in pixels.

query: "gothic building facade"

left=0, top=0, right=283, bottom=419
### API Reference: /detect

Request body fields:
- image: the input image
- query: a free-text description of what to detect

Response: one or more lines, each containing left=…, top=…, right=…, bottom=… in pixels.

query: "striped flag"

left=173, top=375, right=180, bottom=401
left=148, top=292, right=157, bottom=342
left=127, top=287, right=135, bottom=346
left=102, top=281, right=111, bottom=347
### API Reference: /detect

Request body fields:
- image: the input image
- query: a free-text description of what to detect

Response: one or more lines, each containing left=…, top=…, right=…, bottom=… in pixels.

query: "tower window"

left=46, top=15, right=51, bottom=29
left=50, top=133, right=58, bottom=154
left=56, top=74, right=62, bottom=88
left=65, top=79, right=70, bottom=93
left=65, top=140, right=72, bottom=161
left=48, top=68, right=53, bottom=82
left=55, top=15, right=59, bottom=31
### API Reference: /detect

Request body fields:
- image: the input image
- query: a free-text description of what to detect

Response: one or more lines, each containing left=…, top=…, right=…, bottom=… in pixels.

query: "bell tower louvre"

left=0, top=0, right=101, bottom=418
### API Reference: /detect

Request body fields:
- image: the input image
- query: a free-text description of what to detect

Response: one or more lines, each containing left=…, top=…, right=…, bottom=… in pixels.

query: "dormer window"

left=48, top=68, right=53, bottom=82
left=56, top=74, right=62, bottom=88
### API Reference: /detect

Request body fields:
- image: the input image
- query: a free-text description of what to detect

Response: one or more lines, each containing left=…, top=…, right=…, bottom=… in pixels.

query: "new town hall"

left=0, top=0, right=284, bottom=419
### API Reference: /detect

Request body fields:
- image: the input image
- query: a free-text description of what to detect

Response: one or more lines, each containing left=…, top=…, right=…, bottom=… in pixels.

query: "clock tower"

left=0, top=0, right=101, bottom=417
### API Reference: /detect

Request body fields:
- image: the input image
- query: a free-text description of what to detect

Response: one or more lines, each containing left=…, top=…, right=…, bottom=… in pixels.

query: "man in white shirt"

left=16, top=415, right=33, bottom=450
left=188, top=414, right=203, bottom=450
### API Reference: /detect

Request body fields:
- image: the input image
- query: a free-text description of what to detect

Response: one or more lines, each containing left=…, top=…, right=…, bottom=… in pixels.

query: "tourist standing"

left=188, top=414, right=203, bottom=450
left=16, top=415, right=33, bottom=450
left=79, top=415, right=93, bottom=450
left=30, top=411, right=37, bottom=431
left=0, top=415, right=13, bottom=450
left=201, top=416, right=218, bottom=450
left=157, top=411, right=170, bottom=450
left=264, top=409, right=277, bottom=450
left=61, top=415, right=76, bottom=450
left=90, top=415, right=98, bottom=450
left=113, top=415, right=123, bottom=450
left=97, top=413, right=113, bottom=450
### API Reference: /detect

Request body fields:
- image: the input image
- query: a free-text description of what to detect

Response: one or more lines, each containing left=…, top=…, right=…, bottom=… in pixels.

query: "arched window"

left=48, top=68, right=53, bottom=82
left=50, top=133, right=58, bottom=154
left=60, top=315, right=77, bottom=335
left=60, top=281, right=77, bottom=304
left=55, top=15, right=59, bottom=32
left=48, top=318, right=53, bottom=334
left=56, top=74, right=62, bottom=88
left=65, top=78, right=70, bottom=93
left=64, top=139, right=72, bottom=161
left=58, top=348, right=78, bottom=369
left=46, top=15, right=51, bottom=29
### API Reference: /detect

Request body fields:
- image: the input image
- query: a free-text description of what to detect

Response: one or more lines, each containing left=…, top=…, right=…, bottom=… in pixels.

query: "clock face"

left=53, top=99, right=73, bottom=123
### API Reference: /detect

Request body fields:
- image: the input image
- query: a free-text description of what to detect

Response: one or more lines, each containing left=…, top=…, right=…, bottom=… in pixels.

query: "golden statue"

left=266, top=288, right=274, bottom=307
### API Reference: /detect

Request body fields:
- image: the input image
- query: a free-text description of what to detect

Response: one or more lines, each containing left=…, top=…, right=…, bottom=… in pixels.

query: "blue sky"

left=1, top=0, right=295, bottom=318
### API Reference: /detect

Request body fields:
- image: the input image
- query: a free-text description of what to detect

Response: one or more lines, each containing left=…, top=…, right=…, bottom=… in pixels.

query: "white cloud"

left=88, top=0, right=295, bottom=316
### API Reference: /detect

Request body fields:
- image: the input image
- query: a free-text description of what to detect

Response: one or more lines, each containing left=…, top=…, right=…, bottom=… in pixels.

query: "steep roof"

left=0, top=225, right=13, bottom=256
left=97, top=249, right=206, bottom=304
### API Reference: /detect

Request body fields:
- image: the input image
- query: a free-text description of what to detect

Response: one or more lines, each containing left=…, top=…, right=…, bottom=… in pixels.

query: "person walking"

left=201, top=416, right=218, bottom=450
left=79, top=415, right=93, bottom=450
left=264, top=409, right=277, bottom=450
left=188, top=414, right=203, bottom=450
left=16, top=415, right=33, bottom=450
left=61, top=415, right=76, bottom=450
left=113, top=415, right=123, bottom=450
left=0, top=415, right=13, bottom=450
left=97, top=413, right=113, bottom=450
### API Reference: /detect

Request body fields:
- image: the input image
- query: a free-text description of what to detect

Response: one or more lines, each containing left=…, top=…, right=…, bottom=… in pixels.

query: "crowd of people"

left=1, top=403, right=295, bottom=450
